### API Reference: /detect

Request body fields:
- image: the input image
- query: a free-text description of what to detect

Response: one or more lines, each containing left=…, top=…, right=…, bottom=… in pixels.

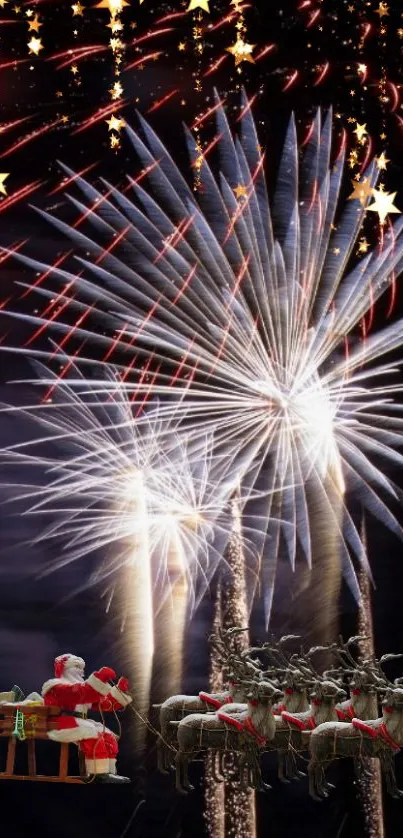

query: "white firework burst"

left=0, top=362, right=250, bottom=612
left=2, top=91, right=403, bottom=618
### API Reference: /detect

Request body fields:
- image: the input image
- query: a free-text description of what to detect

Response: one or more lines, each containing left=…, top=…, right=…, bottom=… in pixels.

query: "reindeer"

left=172, top=680, right=282, bottom=794
left=154, top=627, right=257, bottom=773
left=308, top=687, right=403, bottom=801
left=154, top=675, right=250, bottom=773
left=265, top=679, right=347, bottom=783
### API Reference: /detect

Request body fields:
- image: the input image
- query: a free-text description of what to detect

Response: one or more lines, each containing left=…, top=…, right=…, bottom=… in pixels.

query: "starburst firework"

left=0, top=363, right=250, bottom=613
left=3, top=91, right=403, bottom=621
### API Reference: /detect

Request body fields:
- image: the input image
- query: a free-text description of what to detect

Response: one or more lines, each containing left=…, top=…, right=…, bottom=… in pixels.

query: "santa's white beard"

left=64, top=667, right=85, bottom=683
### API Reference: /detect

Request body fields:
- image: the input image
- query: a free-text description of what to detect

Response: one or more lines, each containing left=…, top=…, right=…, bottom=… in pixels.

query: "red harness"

left=336, top=705, right=355, bottom=722
left=217, top=711, right=244, bottom=732
left=352, top=719, right=379, bottom=739
left=379, top=723, right=401, bottom=753
left=243, top=716, right=267, bottom=746
left=199, top=693, right=233, bottom=709
left=282, top=711, right=316, bottom=731
left=351, top=718, right=401, bottom=751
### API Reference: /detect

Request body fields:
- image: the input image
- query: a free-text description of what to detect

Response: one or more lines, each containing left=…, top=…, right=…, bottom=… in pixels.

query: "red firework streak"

left=24, top=293, right=76, bottom=349
left=95, top=224, right=132, bottom=267
left=169, top=334, right=197, bottom=387
left=192, top=99, right=226, bottom=131
left=0, top=119, right=64, bottom=159
left=20, top=251, right=74, bottom=300
left=223, top=153, right=266, bottom=244
left=314, top=63, right=329, bottom=87
left=73, top=100, right=128, bottom=135
left=102, top=322, right=130, bottom=364
left=170, top=264, right=198, bottom=307
left=154, top=216, right=195, bottom=265
left=0, top=180, right=43, bottom=213
left=203, top=56, right=228, bottom=78
left=49, top=299, right=97, bottom=360
left=125, top=51, right=163, bottom=72
left=47, top=163, right=99, bottom=197
left=147, top=89, right=180, bottom=115
left=42, top=340, right=87, bottom=403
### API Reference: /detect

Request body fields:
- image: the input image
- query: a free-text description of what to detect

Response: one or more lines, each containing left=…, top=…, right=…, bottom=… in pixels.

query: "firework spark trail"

left=221, top=497, right=256, bottom=838
left=357, top=517, right=385, bottom=838
left=3, top=93, right=403, bottom=621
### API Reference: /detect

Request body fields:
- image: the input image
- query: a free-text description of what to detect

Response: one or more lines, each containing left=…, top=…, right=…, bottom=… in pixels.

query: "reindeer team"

left=153, top=628, right=403, bottom=798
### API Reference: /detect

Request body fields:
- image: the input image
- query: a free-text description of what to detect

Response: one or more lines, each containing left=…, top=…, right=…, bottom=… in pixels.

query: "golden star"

left=357, top=63, right=366, bottom=75
left=109, top=36, right=123, bottom=52
left=358, top=238, right=369, bottom=254
left=348, top=177, right=373, bottom=205
left=72, top=1, right=84, bottom=14
left=28, top=14, right=41, bottom=31
left=0, top=173, right=9, bottom=195
left=0, top=1, right=8, bottom=7
left=107, top=17, right=122, bottom=31
left=376, top=1, right=389, bottom=15
left=95, top=0, right=129, bottom=14
left=226, top=37, right=255, bottom=66
left=25, top=7, right=33, bottom=16
left=234, top=184, right=248, bottom=199
left=367, top=187, right=400, bottom=225
left=187, top=0, right=210, bottom=11
left=61, top=115, right=69, bottom=124
left=376, top=151, right=390, bottom=170
left=178, top=41, right=186, bottom=51
left=353, top=122, right=367, bottom=143
left=106, top=114, right=125, bottom=132
left=28, top=36, right=43, bottom=55
left=109, top=80, right=123, bottom=99
left=110, top=134, right=120, bottom=149
left=71, top=64, right=79, bottom=74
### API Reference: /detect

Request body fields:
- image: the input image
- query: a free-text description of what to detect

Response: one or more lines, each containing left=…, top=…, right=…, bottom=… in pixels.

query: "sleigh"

left=0, top=701, right=87, bottom=783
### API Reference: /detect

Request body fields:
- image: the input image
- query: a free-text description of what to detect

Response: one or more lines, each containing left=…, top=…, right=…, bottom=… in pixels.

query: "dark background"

left=0, top=1, right=403, bottom=836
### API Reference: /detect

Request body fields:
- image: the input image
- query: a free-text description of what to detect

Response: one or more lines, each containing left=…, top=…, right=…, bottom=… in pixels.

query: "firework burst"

left=3, top=92, right=403, bottom=623
left=0, top=362, right=248, bottom=614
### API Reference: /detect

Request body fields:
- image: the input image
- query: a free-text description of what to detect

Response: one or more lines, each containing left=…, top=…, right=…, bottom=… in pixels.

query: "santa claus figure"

left=41, top=653, right=132, bottom=783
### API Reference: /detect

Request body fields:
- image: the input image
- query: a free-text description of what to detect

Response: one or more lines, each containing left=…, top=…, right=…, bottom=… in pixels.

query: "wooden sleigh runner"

left=0, top=695, right=87, bottom=783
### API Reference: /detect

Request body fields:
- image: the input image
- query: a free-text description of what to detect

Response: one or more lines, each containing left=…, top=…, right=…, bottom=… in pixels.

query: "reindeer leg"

left=277, top=750, right=290, bottom=783
left=175, top=752, right=188, bottom=795
left=157, top=738, right=168, bottom=774
left=183, top=752, right=195, bottom=793
left=308, top=758, right=327, bottom=802
left=381, top=752, right=403, bottom=799
left=255, top=752, right=271, bottom=793
left=285, top=749, right=299, bottom=781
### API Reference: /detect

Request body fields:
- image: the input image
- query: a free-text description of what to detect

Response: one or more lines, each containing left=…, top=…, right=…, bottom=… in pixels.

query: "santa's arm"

left=43, top=667, right=116, bottom=709
left=96, top=677, right=132, bottom=712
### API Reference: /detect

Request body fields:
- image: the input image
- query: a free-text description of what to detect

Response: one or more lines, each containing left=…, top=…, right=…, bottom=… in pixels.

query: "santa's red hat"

left=54, top=654, right=85, bottom=679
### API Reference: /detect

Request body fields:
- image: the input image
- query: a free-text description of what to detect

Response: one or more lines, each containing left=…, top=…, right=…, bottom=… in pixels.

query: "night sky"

left=1, top=1, right=403, bottom=836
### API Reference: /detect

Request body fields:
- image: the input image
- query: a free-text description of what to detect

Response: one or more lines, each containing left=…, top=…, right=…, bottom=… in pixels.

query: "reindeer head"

left=247, top=679, right=282, bottom=708
left=348, top=667, right=378, bottom=696
left=382, top=687, right=403, bottom=717
left=281, top=667, right=312, bottom=697
left=310, top=680, right=346, bottom=706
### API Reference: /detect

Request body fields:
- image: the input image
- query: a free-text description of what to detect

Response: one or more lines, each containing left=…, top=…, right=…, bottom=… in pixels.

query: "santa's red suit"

left=41, top=654, right=132, bottom=783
